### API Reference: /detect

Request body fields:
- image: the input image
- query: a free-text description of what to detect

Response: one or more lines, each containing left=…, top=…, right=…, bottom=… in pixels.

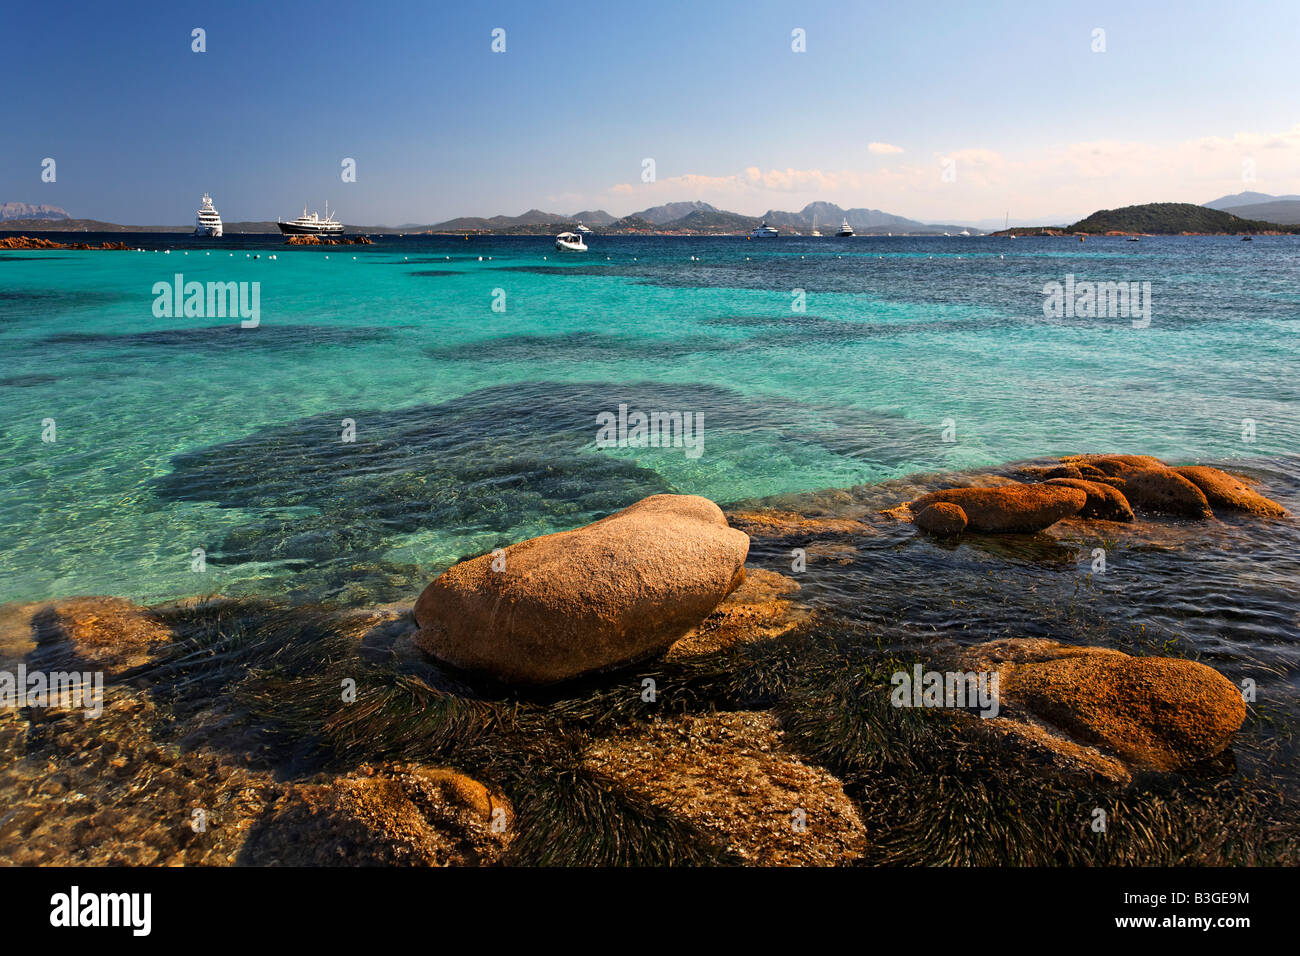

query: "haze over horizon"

left=5, top=0, right=1300, bottom=226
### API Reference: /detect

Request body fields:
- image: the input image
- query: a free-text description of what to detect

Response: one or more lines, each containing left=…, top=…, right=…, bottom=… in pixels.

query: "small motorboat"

left=1241, top=235, right=1253, bottom=241
left=555, top=231, right=587, bottom=252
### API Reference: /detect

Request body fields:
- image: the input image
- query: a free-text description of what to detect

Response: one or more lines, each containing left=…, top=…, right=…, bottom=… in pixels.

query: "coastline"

left=3, top=451, right=1295, bottom=866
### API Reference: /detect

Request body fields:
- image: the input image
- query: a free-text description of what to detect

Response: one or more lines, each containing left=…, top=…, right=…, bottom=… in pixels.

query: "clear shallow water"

left=1, top=232, right=1298, bottom=612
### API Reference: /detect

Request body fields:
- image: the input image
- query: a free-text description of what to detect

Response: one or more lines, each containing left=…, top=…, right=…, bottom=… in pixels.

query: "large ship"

left=277, top=201, right=344, bottom=236
left=195, top=193, right=223, bottom=237
left=835, top=218, right=854, bottom=237
left=749, top=221, right=778, bottom=238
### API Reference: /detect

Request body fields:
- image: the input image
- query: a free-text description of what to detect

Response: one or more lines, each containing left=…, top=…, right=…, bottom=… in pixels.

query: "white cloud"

left=868, top=142, right=905, bottom=155
left=595, top=125, right=1300, bottom=221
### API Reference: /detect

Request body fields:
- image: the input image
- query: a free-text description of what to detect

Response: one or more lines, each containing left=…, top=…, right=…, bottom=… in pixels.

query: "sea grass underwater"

left=2, top=572, right=1295, bottom=866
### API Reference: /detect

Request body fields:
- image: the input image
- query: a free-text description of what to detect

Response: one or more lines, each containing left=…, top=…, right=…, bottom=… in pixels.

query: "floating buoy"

left=164, top=250, right=171, bottom=255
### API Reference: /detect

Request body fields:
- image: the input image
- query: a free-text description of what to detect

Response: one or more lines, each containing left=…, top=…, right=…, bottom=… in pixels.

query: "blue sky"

left=4, top=0, right=1300, bottom=225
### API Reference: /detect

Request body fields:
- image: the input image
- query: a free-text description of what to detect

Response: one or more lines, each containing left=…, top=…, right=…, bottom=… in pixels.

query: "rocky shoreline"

left=0, top=236, right=132, bottom=250
left=1, top=452, right=1295, bottom=866
left=282, top=235, right=373, bottom=246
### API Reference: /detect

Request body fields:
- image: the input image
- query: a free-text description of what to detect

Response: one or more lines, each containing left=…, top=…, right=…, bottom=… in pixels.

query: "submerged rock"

left=243, top=764, right=511, bottom=866
left=956, top=638, right=1246, bottom=775
left=584, top=711, right=866, bottom=866
left=1044, top=477, right=1135, bottom=522
left=913, top=502, right=968, bottom=536
left=414, top=494, right=749, bottom=684
left=909, top=484, right=1086, bottom=533
left=725, top=509, right=865, bottom=538
left=666, top=568, right=807, bottom=659
left=1175, top=466, right=1289, bottom=518
left=968, top=714, right=1133, bottom=786
left=26, top=597, right=171, bottom=672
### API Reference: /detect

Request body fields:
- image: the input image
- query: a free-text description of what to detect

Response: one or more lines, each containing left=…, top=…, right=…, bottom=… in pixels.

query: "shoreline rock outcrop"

left=1044, top=477, right=1135, bottom=521
left=909, top=484, right=1086, bottom=533
left=413, top=494, right=749, bottom=684
left=953, top=638, right=1248, bottom=781
left=283, top=235, right=373, bottom=246
left=0, top=236, right=130, bottom=251
left=1175, top=465, right=1289, bottom=518
left=913, top=501, right=968, bottom=536
left=892, top=453, right=1287, bottom=538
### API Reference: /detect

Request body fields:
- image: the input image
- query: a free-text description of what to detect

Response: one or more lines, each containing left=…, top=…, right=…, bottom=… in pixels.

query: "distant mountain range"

left=1202, top=191, right=1300, bottom=225
left=1215, top=200, right=1300, bottom=224
left=422, top=201, right=983, bottom=235
left=19, top=195, right=1300, bottom=236
left=1203, top=191, right=1300, bottom=210
left=0, top=202, right=70, bottom=222
left=1, top=200, right=986, bottom=235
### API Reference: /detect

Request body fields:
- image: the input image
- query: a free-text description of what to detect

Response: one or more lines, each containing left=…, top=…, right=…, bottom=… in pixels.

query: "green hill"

left=659, top=209, right=760, bottom=233
left=1068, top=202, right=1296, bottom=235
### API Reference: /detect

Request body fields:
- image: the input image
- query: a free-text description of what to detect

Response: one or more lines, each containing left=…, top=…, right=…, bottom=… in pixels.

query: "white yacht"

left=195, top=193, right=223, bottom=237
left=750, top=221, right=778, bottom=238
left=836, top=218, right=854, bottom=237
left=555, top=230, right=587, bottom=252
left=575, top=222, right=593, bottom=234
left=277, top=201, right=344, bottom=236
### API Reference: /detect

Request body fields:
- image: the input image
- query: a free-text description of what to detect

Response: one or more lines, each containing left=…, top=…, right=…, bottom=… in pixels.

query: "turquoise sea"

left=2, top=233, right=1298, bottom=609
left=4, top=230, right=1300, bottom=830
